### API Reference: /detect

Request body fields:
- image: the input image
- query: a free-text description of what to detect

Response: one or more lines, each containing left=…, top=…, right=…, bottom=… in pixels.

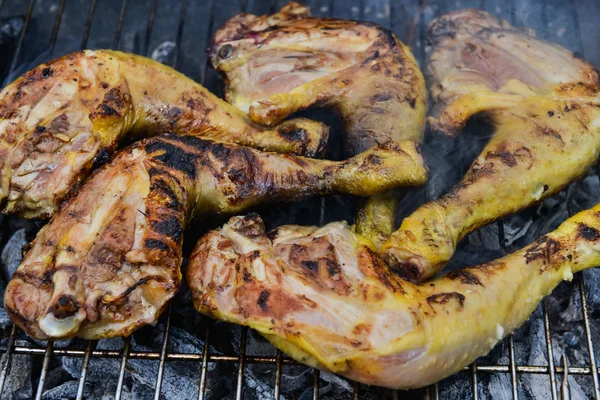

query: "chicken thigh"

left=5, top=135, right=426, bottom=339
left=209, top=2, right=427, bottom=248
left=381, top=9, right=600, bottom=281
left=188, top=204, right=600, bottom=389
left=0, top=50, right=328, bottom=219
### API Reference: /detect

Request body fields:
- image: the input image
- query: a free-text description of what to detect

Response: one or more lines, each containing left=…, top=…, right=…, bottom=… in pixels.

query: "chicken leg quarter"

left=187, top=203, right=600, bottom=389
left=0, top=50, right=328, bottom=219
left=381, top=9, right=600, bottom=281
left=4, top=135, right=426, bottom=339
left=209, top=2, right=426, bottom=248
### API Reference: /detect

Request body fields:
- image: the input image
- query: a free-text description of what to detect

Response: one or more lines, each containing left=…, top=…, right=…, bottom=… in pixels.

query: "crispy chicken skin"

left=209, top=2, right=427, bottom=247
left=0, top=50, right=328, bottom=219
left=188, top=205, right=600, bottom=389
left=209, top=2, right=425, bottom=153
left=426, top=9, right=599, bottom=115
left=381, top=10, right=600, bottom=282
left=4, top=135, right=427, bottom=339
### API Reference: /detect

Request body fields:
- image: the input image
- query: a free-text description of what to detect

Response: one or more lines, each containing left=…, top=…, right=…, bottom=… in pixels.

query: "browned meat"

left=209, top=2, right=425, bottom=154
left=187, top=206, right=600, bottom=388
left=4, top=135, right=427, bottom=339
left=0, top=50, right=328, bottom=219
left=426, top=9, right=599, bottom=116
left=209, top=2, right=427, bottom=248
left=381, top=9, right=600, bottom=282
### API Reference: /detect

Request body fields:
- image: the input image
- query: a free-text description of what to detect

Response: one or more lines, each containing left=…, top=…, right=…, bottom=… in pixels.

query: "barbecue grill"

left=0, top=0, right=599, bottom=399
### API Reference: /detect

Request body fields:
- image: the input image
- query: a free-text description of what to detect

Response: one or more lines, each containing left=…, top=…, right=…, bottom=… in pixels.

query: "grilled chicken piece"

left=4, top=135, right=426, bottom=339
left=381, top=9, right=600, bottom=282
left=0, top=50, right=328, bottom=219
left=210, top=2, right=425, bottom=154
left=188, top=205, right=600, bottom=389
left=426, top=9, right=599, bottom=115
left=209, top=2, right=427, bottom=248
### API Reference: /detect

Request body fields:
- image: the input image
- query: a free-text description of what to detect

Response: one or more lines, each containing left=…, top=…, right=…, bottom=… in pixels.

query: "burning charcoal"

left=502, top=212, right=536, bottom=248
left=0, top=16, right=24, bottom=80
left=247, top=329, right=277, bottom=357
left=0, top=306, right=10, bottom=330
left=3, top=342, right=32, bottom=400
left=131, top=381, right=155, bottom=399
left=1, top=228, right=26, bottom=282
left=243, top=373, right=278, bottom=400
left=438, top=371, right=473, bottom=399
left=421, top=133, right=461, bottom=200
left=151, top=41, right=176, bottom=65
left=521, top=317, right=555, bottom=399
left=40, top=379, right=83, bottom=399
left=41, top=365, right=71, bottom=390
left=563, top=331, right=580, bottom=347
left=570, top=175, right=600, bottom=213
left=6, top=216, right=42, bottom=237
left=487, top=370, right=513, bottom=399
left=319, top=372, right=352, bottom=394
left=584, top=268, right=600, bottom=310
left=467, top=224, right=503, bottom=251
left=61, top=337, right=123, bottom=378
left=60, top=327, right=277, bottom=400
left=278, top=366, right=313, bottom=396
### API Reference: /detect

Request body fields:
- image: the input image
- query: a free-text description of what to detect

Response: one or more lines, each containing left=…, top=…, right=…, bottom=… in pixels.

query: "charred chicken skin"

left=209, top=2, right=425, bottom=154
left=209, top=2, right=427, bottom=248
left=188, top=204, right=600, bottom=389
left=381, top=9, right=600, bottom=282
left=4, top=135, right=426, bottom=340
left=0, top=50, right=328, bottom=219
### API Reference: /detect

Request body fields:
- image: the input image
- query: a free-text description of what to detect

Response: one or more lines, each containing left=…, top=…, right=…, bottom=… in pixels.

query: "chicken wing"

left=0, top=50, right=329, bottom=219
left=209, top=2, right=427, bottom=248
left=187, top=204, right=600, bottom=389
left=4, top=135, right=426, bottom=339
left=381, top=10, right=600, bottom=282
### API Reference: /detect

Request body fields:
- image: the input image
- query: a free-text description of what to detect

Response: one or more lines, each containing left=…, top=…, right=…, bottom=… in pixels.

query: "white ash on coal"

left=1, top=228, right=26, bottom=283
left=151, top=41, right=176, bottom=65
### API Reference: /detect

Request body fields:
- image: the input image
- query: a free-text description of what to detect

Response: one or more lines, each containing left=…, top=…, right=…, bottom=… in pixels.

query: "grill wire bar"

left=115, top=336, right=132, bottom=400
left=236, top=327, right=248, bottom=400
left=80, top=0, right=98, bottom=51
left=8, top=0, right=35, bottom=75
left=154, top=306, right=173, bottom=399
left=0, top=0, right=598, bottom=399
left=543, top=300, right=559, bottom=399
left=562, top=354, right=571, bottom=399
left=34, top=341, right=53, bottom=400
left=274, top=350, right=283, bottom=399
left=2, top=343, right=600, bottom=371
left=76, top=341, right=94, bottom=400
left=112, top=0, right=128, bottom=49
left=198, top=326, right=210, bottom=400
left=0, top=325, right=16, bottom=395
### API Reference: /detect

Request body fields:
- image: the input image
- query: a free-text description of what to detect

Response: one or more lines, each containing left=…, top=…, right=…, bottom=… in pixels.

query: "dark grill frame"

left=0, top=0, right=598, bottom=399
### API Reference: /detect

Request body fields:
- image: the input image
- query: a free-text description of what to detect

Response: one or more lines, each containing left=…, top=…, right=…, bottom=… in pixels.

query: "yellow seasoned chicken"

left=4, top=135, right=426, bottom=339
left=209, top=2, right=427, bottom=248
left=188, top=204, right=600, bottom=389
left=381, top=9, right=600, bottom=281
left=0, top=50, right=328, bottom=219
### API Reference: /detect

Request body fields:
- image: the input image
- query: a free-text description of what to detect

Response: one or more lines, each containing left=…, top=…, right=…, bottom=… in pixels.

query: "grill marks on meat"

left=209, top=1, right=426, bottom=156
left=0, top=50, right=329, bottom=219
left=209, top=2, right=427, bottom=249
left=187, top=203, right=600, bottom=389
left=381, top=9, right=600, bottom=282
left=4, top=135, right=427, bottom=339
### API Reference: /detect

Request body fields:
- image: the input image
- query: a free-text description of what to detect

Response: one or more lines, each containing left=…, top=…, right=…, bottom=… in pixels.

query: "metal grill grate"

left=0, top=0, right=598, bottom=399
